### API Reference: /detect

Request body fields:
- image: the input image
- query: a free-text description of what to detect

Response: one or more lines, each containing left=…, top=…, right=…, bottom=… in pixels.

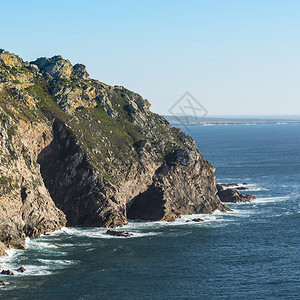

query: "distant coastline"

left=164, top=115, right=300, bottom=126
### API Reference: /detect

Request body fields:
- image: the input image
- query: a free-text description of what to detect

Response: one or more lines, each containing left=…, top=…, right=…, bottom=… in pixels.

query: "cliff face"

left=0, top=111, right=66, bottom=251
left=127, top=134, right=225, bottom=221
left=0, top=49, right=227, bottom=253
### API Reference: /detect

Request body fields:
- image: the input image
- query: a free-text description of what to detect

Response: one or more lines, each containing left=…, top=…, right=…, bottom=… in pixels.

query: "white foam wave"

left=0, top=248, right=19, bottom=260
left=125, top=210, right=230, bottom=230
left=44, top=227, right=71, bottom=236
left=27, top=241, right=59, bottom=249
left=99, top=231, right=158, bottom=239
left=0, top=260, right=52, bottom=277
left=222, top=182, right=267, bottom=191
left=45, top=227, right=159, bottom=239
left=226, top=208, right=255, bottom=217
left=1, top=191, right=289, bottom=278
left=0, top=248, right=22, bottom=271
left=253, top=196, right=290, bottom=204
left=38, top=259, right=77, bottom=266
left=14, top=265, right=52, bottom=276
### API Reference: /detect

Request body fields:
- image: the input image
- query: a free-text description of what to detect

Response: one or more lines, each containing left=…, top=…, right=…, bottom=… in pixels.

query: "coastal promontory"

left=0, top=49, right=229, bottom=254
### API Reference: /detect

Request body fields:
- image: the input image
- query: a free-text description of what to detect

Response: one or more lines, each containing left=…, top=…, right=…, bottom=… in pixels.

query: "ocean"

left=1, top=123, right=299, bottom=299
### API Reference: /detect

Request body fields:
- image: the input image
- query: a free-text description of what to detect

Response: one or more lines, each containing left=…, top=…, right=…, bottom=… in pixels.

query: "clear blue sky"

left=1, top=0, right=300, bottom=116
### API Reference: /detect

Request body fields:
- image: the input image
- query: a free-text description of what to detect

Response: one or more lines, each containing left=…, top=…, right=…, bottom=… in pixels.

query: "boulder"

left=106, top=230, right=133, bottom=237
left=217, top=184, right=256, bottom=203
left=17, top=266, right=26, bottom=273
left=162, top=211, right=180, bottom=222
left=31, top=55, right=73, bottom=79
left=192, top=218, right=204, bottom=222
left=63, top=261, right=71, bottom=264
left=1, top=269, right=14, bottom=275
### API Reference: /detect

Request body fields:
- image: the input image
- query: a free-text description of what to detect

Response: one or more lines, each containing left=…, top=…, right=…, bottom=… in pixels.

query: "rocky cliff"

left=0, top=49, right=228, bottom=254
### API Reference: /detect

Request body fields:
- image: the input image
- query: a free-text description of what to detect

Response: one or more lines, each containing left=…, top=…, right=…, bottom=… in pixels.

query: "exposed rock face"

left=37, top=119, right=125, bottom=227
left=0, top=119, right=67, bottom=244
left=0, top=242, right=7, bottom=256
left=216, top=184, right=256, bottom=203
left=121, top=87, right=151, bottom=126
left=37, top=119, right=162, bottom=227
left=32, top=56, right=73, bottom=79
left=0, top=111, right=66, bottom=254
left=49, top=83, right=97, bottom=113
left=0, top=50, right=229, bottom=253
left=0, top=49, right=23, bottom=68
left=128, top=144, right=228, bottom=221
left=73, top=64, right=89, bottom=79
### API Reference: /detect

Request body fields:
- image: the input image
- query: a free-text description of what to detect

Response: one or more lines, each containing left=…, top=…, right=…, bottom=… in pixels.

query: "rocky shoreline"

left=0, top=49, right=255, bottom=256
left=217, top=183, right=256, bottom=203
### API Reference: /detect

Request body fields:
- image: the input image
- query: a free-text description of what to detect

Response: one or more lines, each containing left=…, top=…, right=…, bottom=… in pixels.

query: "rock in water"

left=106, top=230, right=133, bottom=237
left=17, top=266, right=26, bottom=273
left=0, top=280, right=5, bottom=285
left=236, top=187, right=248, bottom=190
left=1, top=270, right=14, bottom=275
left=216, top=184, right=256, bottom=203
left=192, top=218, right=204, bottom=222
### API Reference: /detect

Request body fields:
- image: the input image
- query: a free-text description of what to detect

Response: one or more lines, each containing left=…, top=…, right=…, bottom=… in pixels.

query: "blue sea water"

left=1, top=124, right=299, bottom=299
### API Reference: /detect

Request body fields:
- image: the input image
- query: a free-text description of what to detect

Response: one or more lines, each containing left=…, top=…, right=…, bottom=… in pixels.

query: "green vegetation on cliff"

left=0, top=53, right=182, bottom=181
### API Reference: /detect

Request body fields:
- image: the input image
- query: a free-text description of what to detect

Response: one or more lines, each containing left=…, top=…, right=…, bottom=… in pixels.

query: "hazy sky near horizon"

left=1, top=0, right=300, bottom=116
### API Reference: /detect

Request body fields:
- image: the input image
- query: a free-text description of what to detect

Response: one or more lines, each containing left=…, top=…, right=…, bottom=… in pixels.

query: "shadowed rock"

left=217, top=184, right=256, bottom=203
left=17, top=266, right=26, bottom=273
left=1, top=270, right=14, bottom=275
left=192, top=218, right=204, bottom=222
left=31, top=55, right=73, bottom=79
left=106, top=230, right=133, bottom=237
left=73, top=63, right=89, bottom=79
